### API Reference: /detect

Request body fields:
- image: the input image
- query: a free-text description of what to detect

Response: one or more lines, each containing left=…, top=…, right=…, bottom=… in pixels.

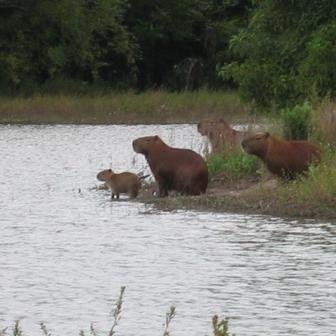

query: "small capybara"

left=241, top=132, right=322, bottom=179
left=197, top=117, right=247, bottom=153
left=132, top=135, right=208, bottom=197
left=96, top=169, right=149, bottom=199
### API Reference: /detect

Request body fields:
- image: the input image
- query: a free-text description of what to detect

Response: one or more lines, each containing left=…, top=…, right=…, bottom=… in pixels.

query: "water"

left=0, top=124, right=335, bottom=336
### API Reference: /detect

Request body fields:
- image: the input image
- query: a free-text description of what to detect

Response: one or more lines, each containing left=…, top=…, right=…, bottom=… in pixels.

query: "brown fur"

left=241, top=132, right=322, bottom=179
left=97, top=169, right=148, bottom=199
left=132, top=135, right=208, bottom=197
left=197, top=117, right=247, bottom=153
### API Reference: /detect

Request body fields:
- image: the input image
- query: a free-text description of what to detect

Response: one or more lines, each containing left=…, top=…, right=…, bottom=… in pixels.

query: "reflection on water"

left=0, top=125, right=335, bottom=336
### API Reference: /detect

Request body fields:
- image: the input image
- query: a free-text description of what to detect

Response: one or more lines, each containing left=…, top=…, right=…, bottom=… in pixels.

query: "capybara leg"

left=116, top=193, right=120, bottom=199
left=111, top=193, right=115, bottom=199
left=158, top=185, right=168, bottom=197
left=129, top=190, right=138, bottom=198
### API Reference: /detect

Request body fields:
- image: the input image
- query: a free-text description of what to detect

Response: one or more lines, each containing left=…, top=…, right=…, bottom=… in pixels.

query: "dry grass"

left=0, top=90, right=251, bottom=124
left=312, top=99, right=336, bottom=148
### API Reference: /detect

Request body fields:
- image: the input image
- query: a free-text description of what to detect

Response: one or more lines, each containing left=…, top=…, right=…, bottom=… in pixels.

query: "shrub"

left=281, top=103, right=312, bottom=140
left=207, top=150, right=258, bottom=180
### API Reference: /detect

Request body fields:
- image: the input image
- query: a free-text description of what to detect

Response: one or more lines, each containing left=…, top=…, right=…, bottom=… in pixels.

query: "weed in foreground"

left=163, top=306, right=176, bottom=336
left=1, top=287, right=234, bottom=336
left=212, top=315, right=235, bottom=336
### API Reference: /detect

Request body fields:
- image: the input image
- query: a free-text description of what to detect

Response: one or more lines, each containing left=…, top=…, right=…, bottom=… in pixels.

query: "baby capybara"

left=97, top=169, right=148, bottom=199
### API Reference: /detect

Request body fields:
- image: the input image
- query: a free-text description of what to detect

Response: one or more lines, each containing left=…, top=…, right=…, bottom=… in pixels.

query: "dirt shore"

left=137, top=177, right=336, bottom=221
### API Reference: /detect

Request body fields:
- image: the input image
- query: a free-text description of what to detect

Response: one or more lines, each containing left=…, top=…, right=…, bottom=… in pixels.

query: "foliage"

left=0, top=0, right=136, bottom=92
left=0, top=0, right=251, bottom=93
left=219, top=1, right=336, bottom=108
left=207, top=150, right=258, bottom=180
left=281, top=103, right=312, bottom=140
left=125, top=0, right=252, bottom=89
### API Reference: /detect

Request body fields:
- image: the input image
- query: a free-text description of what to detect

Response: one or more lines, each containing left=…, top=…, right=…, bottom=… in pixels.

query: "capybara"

left=132, top=135, right=208, bottom=197
left=241, top=132, right=322, bottom=179
left=96, top=169, right=149, bottom=199
left=197, top=117, right=247, bottom=153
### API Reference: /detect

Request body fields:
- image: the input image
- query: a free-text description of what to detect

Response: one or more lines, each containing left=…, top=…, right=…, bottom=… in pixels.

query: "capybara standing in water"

left=197, top=117, right=247, bottom=153
left=96, top=169, right=149, bottom=199
left=132, top=135, right=208, bottom=197
left=241, top=132, right=322, bottom=179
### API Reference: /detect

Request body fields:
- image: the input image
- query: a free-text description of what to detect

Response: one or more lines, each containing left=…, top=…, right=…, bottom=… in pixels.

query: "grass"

left=1, top=287, right=234, bottom=336
left=207, top=150, right=258, bottom=180
left=0, top=90, right=250, bottom=124
left=276, top=149, right=336, bottom=210
left=312, top=98, right=336, bottom=148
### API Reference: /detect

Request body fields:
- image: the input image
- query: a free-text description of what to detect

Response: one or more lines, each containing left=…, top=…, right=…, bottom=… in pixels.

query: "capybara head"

left=132, top=135, right=161, bottom=155
left=241, top=132, right=270, bottom=157
left=197, top=118, right=230, bottom=136
left=97, top=169, right=114, bottom=182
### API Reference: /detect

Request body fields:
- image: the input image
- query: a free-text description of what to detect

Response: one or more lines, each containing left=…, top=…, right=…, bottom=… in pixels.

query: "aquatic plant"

left=212, top=315, right=235, bottom=336
left=0, top=287, right=235, bottom=336
left=163, top=306, right=176, bottom=336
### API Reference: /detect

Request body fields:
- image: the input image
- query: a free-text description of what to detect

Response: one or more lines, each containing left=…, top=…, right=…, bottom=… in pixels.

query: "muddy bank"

left=138, top=178, right=336, bottom=221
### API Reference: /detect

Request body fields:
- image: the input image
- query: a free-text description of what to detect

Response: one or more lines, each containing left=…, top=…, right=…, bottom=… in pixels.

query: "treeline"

left=1, top=0, right=336, bottom=107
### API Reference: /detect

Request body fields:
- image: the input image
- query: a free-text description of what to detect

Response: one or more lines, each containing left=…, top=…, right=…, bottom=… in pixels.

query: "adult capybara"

left=132, top=135, right=208, bottom=197
left=97, top=169, right=149, bottom=199
left=241, top=132, right=322, bottom=179
left=197, top=117, right=247, bottom=153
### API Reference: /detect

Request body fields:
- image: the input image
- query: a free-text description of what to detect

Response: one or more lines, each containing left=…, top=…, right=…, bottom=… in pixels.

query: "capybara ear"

left=265, top=132, right=270, bottom=138
left=108, top=168, right=112, bottom=172
left=154, top=135, right=159, bottom=140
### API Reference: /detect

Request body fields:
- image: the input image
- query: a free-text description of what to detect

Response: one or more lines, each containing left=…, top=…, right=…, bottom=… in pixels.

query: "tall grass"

left=277, top=149, right=336, bottom=209
left=312, top=98, right=336, bottom=148
left=0, top=90, right=250, bottom=124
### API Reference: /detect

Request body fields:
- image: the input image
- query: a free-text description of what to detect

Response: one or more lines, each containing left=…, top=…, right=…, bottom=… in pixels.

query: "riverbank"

left=141, top=183, right=336, bottom=221
left=0, top=90, right=251, bottom=124
left=139, top=168, right=336, bottom=221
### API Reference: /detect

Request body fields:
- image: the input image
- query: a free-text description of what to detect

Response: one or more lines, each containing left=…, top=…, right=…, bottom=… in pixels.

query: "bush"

left=207, top=150, right=258, bottom=180
left=281, top=103, right=312, bottom=140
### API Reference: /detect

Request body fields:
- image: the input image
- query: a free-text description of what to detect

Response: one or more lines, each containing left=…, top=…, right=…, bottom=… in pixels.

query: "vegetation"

left=0, top=0, right=251, bottom=94
left=281, top=103, right=312, bottom=140
left=0, top=90, right=249, bottom=124
left=2, top=1, right=336, bottom=111
left=220, top=0, right=336, bottom=108
left=207, top=150, right=258, bottom=180
left=1, top=287, right=234, bottom=336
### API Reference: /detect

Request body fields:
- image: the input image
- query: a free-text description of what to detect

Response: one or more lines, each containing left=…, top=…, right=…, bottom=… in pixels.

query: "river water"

left=0, top=124, right=335, bottom=336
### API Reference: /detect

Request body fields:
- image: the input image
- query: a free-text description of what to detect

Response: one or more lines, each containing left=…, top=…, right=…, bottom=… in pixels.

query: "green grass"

left=277, top=149, right=336, bottom=209
left=207, top=150, right=258, bottom=180
left=0, top=89, right=250, bottom=124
